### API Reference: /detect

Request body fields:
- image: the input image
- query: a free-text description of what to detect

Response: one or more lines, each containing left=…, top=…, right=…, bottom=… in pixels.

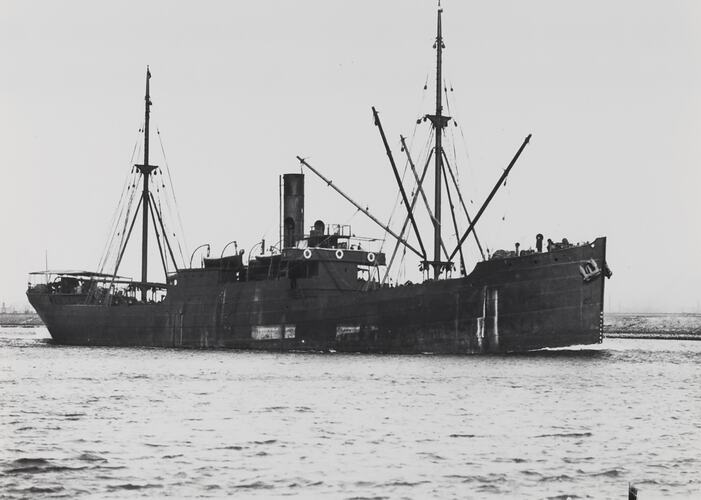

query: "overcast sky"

left=1, top=0, right=700, bottom=312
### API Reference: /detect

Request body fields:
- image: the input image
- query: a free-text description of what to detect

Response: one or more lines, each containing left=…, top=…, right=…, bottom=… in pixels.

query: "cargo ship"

left=27, top=6, right=610, bottom=353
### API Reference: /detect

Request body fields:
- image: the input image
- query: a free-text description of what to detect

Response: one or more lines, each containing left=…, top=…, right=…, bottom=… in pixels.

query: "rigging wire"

left=386, top=126, right=435, bottom=285
left=381, top=157, right=408, bottom=255
left=154, top=172, right=166, bottom=256
left=444, top=78, right=479, bottom=196
left=156, top=128, right=188, bottom=266
left=382, top=79, right=428, bottom=254
left=446, top=77, right=512, bottom=244
left=444, top=79, right=462, bottom=187
left=107, top=131, right=145, bottom=276
left=109, top=173, right=141, bottom=276
left=158, top=170, right=185, bottom=273
left=400, top=127, right=433, bottom=272
left=104, top=169, right=139, bottom=271
left=98, top=133, right=143, bottom=274
left=441, top=76, right=490, bottom=264
left=96, top=115, right=193, bottom=282
left=97, top=137, right=139, bottom=267
left=374, top=67, right=432, bottom=284
left=150, top=161, right=184, bottom=273
left=385, top=66, right=431, bottom=232
left=97, top=168, right=134, bottom=273
left=148, top=175, right=169, bottom=275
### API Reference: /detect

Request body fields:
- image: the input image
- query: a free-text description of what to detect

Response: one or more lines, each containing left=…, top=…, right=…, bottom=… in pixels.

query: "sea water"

left=1, top=327, right=699, bottom=499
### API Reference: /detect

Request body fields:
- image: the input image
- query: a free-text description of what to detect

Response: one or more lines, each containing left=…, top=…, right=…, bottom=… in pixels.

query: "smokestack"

left=283, top=174, right=304, bottom=248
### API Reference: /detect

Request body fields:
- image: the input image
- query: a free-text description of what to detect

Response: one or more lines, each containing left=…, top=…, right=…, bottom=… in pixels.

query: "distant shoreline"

left=0, top=313, right=43, bottom=327
left=604, top=312, right=701, bottom=340
left=605, top=333, right=701, bottom=340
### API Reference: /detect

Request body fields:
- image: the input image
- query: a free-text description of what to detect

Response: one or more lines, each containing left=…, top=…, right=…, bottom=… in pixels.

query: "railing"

left=27, top=272, right=169, bottom=306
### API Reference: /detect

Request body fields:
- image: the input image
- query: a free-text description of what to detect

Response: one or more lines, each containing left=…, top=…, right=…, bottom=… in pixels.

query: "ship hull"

left=28, top=238, right=607, bottom=354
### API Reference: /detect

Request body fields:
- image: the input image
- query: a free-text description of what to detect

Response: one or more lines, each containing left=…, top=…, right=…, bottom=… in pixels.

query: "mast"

left=433, top=7, right=443, bottom=279
left=426, top=6, right=450, bottom=279
left=136, top=67, right=156, bottom=301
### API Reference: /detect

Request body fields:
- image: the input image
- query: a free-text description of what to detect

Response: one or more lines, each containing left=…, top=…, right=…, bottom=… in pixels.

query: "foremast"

left=135, top=67, right=157, bottom=301
left=103, top=66, right=183, bottom=300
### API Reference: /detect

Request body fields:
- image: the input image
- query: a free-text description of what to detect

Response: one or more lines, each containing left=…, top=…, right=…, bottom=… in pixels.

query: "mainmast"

left=426, top=6, right=450, bottom=279
left=136, top=67, right=156, bottom=301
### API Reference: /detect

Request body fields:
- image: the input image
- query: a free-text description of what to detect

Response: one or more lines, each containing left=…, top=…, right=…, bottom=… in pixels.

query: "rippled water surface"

left=1, top=327, right=699, bottom=498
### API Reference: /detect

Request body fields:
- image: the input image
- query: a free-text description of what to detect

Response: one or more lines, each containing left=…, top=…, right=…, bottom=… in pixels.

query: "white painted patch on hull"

left=284, top=325, right=296, bottom=339
left=252, top=324, right=296, bottom=340
left=336, top=325, right=361, bottom=339
left=252, top=325, right=281, bottom=340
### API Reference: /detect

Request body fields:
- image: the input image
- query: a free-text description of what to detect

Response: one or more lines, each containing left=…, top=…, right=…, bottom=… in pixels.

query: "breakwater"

left=604, top=313, right=701, bottom=340
left=0, top=313, right=43, bottom=327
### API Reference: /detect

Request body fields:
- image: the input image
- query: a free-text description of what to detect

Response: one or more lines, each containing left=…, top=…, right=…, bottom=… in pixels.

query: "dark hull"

left=28, top=238, right=607, bottom=354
